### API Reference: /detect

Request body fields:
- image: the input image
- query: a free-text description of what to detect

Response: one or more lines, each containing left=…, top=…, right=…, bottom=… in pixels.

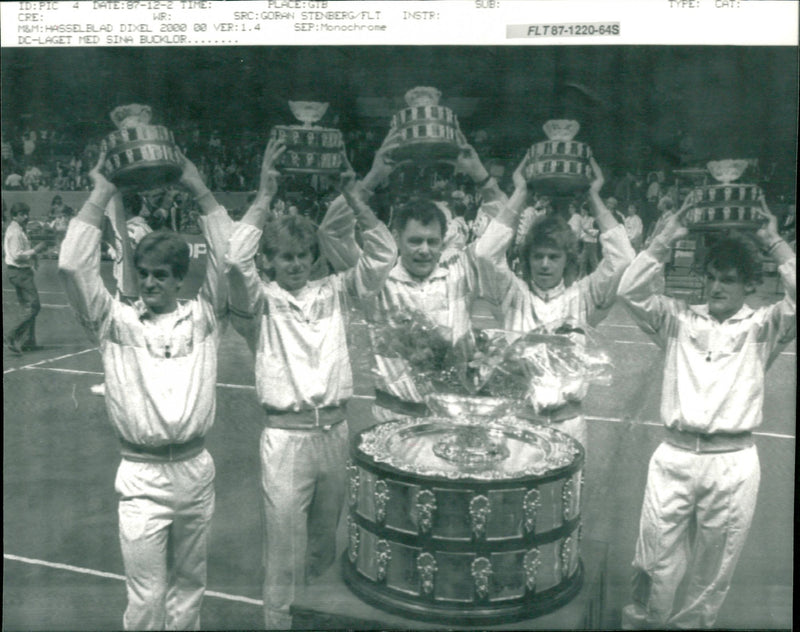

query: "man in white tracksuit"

left=317, top=133, right=508, bottom=423
left=59, top=152, right=232, bottom=630
left=225, top=139, right=397, bottom=629
left=618, top=197, right=796, bottom=628
left=473, top=156, right=635, bottom=447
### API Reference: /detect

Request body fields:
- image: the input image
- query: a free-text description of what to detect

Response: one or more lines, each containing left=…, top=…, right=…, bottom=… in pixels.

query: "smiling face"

left=268, top=241, right=314, bottom=293
left=395, top=219, right=444, bottom=280
left=137, top=255, right=182, bottom=314
left=528, top=246, right=567, bottom=290
left=705, top=264, right=751, bottom=322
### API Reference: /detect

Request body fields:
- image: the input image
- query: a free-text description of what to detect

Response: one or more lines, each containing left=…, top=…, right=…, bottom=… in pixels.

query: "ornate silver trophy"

left=525, top=119, right=593, bottom=196
left=387, top=86, right=461, bottom=163
left=343, top=396, right=585, bottom=624
left=101, top=104, right=182, bottom=189
left=269, top=101, right=344, bottom=173
left=686, top=159, right=765, bottom=231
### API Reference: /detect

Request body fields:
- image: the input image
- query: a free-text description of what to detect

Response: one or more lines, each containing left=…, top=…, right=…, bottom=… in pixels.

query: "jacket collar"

left=388, top=259, right=448, bottom=285
left=529, top=279, right=566, bottom=302
left=689, top=302, right=755, bottom=322
left=135, top=298, right=192, bottom=322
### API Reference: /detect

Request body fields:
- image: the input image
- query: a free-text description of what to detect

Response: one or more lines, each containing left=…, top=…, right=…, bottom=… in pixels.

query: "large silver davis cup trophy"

left=686, top=159, right=766, bottom=232
left=387, top=86, right=461, bottom=164
left=101, top=104, right=182, bottom=189
left=269, top=101, right=345, bottom=173
left=525, top=120, right=593, bottom=196
left=343, top=392, right=585, bottom=625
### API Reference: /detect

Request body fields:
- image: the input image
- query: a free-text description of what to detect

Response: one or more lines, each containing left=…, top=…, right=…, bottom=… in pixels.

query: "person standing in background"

left=4, top=202, right=48, bottom=354
left=624, top=202, right=645, bottom=252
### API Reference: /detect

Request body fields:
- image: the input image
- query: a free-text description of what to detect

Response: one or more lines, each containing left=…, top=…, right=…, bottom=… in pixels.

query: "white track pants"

left=115, top=450, right=215, bottom=631
left=622, top=442, right=760, bottom=629
left=259, top=422, right=349, bottom=629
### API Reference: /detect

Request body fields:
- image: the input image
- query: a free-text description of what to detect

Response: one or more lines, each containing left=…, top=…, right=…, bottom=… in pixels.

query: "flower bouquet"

left=370, top=312, right=613, bottom=417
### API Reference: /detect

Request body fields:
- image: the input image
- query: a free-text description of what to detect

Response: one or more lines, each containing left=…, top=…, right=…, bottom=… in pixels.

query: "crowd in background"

left=2, top=116, right=796, bottom=267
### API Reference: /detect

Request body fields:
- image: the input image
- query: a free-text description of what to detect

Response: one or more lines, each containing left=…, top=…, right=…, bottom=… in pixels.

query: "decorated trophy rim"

left=354, top=416, right=584, bottom=484
left=102, top=104, right=181, bottom=189
left=543, top=119, right=580, bottom=142
left=686, top=183, right=766, bottom=232
left=288, top=100, right=330, bottom=127
left=706, top=159, right=749, bottom=184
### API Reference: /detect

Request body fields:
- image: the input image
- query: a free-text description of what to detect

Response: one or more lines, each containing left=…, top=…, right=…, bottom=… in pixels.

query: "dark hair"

left=705, top=233, right=762, bottom=287
left=519, top=214, right=580, bottom=287
left=391, top=197, right=446, bottom=237
left=51, top=195, right=63, bottom=205
left=10, top=202, right=30, bottom=217
left=260, top=215, right=319, bottom=261
left=134, top=231, right=191, bottom=280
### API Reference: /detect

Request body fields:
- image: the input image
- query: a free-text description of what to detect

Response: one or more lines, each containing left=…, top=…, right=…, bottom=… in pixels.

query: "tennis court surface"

left=3, top=258, right=794, bottom=630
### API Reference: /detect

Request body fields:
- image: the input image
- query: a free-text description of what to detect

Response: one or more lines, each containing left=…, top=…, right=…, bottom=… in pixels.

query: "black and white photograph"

left=2, top=2, right=797, bottom=630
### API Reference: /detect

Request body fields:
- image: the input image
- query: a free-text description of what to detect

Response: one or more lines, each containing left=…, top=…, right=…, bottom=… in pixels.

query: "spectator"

left=645, top=196, right=676, bottom=249
left=22, top=130, right=37, bottom=165
left=4, top=202, right=48, bottom=354
left=624, top=202, right=644, bottom=252
left=5, top=171, right=24, bottom=190
left=52, top=162, right=70, bottom=190
left=23, top=164, right=43, bottom=190
left=47, top=195, right=75, bottom=255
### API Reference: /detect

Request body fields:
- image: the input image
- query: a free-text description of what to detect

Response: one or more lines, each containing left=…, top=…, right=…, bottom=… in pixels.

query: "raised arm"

left=177, top=151, right=234, bottom=318
left=58, top=153, right=117, bottom=340
left=226, top=138, right=285, bottom=344
left=580, top=157, right=636, bottom=318
left=338, top=153, right=397, bottom=296
left=456, top=130, right=508, bottom=208
left=618, top=194, right=694, bottom=346
left=318, top=128, right=401, bottom=272
left=752, top=197, right=796, bottom=362
left=471, top=152, right=531, bottom=304
left=586, top=156, right=622, bottom=234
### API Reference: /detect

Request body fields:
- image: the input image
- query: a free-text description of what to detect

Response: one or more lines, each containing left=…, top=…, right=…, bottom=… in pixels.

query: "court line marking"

left=3, top=554, right=263, bottom=607
left=3, top=347, right=97, bottom=375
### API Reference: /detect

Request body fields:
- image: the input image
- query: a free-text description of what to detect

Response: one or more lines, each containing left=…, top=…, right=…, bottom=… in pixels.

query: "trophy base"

left=343, top=556, right=584, bottom=626
left=528, top=174, right=591, bottom=196
left=688, top=220, right=764, bottom=233
left=109, top=162, right=182, bottom=190
left=388, top=139, right=461, bottom=164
